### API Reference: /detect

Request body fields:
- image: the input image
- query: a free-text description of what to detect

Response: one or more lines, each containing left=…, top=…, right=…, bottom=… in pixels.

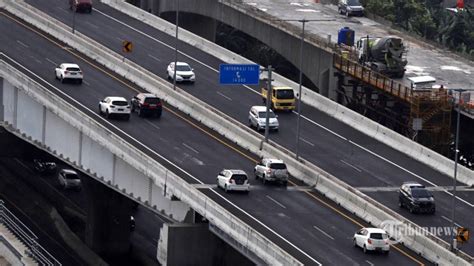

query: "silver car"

left=58, top=169, right=82, bottom=190
left=248, top=106, right=279, bottom=132
left=254, top=158, right=288, bottom=186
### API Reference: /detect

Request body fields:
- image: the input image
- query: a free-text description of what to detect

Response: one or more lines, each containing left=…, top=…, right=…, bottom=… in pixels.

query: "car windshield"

left=65, top=173, right=79, bottom=180
left=276, top=90, right=294, bottom=99
left=411, top=188, right=432, bottom=198
left=347, top=0, right=361, bottom=5
left=144, top=98, right=160, bottom=104
left=231, top=174, right=247, bottom=182
left=370, top=233, right=388, bottom=239
left=112, top=101, right=128, bottom=106
left=176, top=65, right=191, bottom=71
left=270, top=163, right=286, bottom=169
left=258, top=111, right=276, bottom=118
left=66, top=67, right=81, bottom=71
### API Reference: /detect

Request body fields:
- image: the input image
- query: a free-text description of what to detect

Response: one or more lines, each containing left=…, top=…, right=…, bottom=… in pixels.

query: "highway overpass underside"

left=131, top=0, right=335, bottom=97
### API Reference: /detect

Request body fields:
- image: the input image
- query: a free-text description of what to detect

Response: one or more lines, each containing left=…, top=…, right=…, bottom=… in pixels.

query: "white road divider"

left=101, top=0, right=473, bottom=186
left=3, top=0, right=472, bottom=265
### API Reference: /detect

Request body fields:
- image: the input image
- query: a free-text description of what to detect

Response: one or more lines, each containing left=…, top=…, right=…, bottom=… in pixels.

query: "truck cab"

left=261, top=86, right=296, bottom=111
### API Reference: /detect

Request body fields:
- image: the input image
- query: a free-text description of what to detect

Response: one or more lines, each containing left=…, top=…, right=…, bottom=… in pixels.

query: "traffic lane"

left=26, top=0, right=226, bottom=72
left=0, top=158, right=83, bottom=265
left=206, top=186, right=429, bottom=265
left=366, top=190, right=474, bottom=255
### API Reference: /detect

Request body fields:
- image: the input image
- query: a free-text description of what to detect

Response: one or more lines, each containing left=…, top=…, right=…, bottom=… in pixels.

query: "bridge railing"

left=0, top=200, right=61, bottom=266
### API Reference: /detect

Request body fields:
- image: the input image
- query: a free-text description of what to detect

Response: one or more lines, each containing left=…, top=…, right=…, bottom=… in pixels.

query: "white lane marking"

left=182, top=143, right=199, bottom=154
left=82, top=80, right=90, bottom=86
left=3, top=53, right=322, bottom=265
left=147, top=54, right=161, bottom=62
left=30, top=56, right=41, bottom=64
left=312, top=225, right=335, bottom=240
left=298, top=113, right=474, bottom=208
left=115, top=37, right=123, bottom=42
left=365, top=260, right=374, bottom=266
left=300, top=137, right=315, bottom=147
left=441, top=215, right=462, bottom=228
left=45, top=58, right=57, bottom=66
left=144, top=119, right=160, bottom=130
left=340, top=160, right=362, bottom=172
left=357, top=186, right=474, bottom=192
left=85, top=21, right=99, bottom=29
left=216, top=91, right=232, bottom=101
left=266, top=195, right=286, bottom=209
left=17, top=40, right=29, bottom=48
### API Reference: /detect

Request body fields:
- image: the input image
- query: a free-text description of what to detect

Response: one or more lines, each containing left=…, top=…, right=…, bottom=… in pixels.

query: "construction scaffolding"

left=333, top=52, right=452, bottom=154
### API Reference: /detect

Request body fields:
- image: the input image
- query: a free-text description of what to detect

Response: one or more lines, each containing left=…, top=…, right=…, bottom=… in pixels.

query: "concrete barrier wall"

left=3, top=1, right=472, bottom=264
left=100, top=0, right=473, bottom=186
left=0, top=58, right=301, bottom=266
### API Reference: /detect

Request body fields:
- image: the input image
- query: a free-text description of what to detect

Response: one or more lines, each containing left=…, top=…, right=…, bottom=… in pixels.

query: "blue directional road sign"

left=219, top=64, right=260, bottom=85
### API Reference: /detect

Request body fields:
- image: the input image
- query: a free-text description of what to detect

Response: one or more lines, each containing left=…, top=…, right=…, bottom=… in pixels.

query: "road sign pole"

left=264, top=66, right=272, bottom=143
left=295, top=19, right=306, bottom=160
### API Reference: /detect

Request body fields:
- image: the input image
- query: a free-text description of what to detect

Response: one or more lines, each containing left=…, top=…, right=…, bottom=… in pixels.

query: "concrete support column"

left=0, top=77, right=3, bottom=121
left=83, top=177, right=133, bottom=260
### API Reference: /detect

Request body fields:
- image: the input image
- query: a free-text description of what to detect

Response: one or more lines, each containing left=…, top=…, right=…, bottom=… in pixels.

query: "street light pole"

left=295, top=19, right=307, bottom=160
left=72, top=6, right=76, bottom=34
left=450, top=89, right=465, bottom=251
left=172, top=0, right=179, bottom=91
left=264, top=66, right=273, bottom=143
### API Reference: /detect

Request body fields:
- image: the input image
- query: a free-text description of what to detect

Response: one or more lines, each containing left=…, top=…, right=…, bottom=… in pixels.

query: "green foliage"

left=361, top=0, right=473, bottom=58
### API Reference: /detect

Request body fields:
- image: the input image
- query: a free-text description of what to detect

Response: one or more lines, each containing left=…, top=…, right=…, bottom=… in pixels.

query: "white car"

left=248, top=106, right=279, bottom=132
left=216, top=169, right=250, bottom=193
left=58, top=169, right=82, bottom=190
left=353, top=228, right=390, bottom=254
left=254, top=158, right=288, bottom=186
left=55, top=63, right=83, bottom=84
left=98, top=96, right=131, bottom=120
left=166, top=62, right=195, bottom=83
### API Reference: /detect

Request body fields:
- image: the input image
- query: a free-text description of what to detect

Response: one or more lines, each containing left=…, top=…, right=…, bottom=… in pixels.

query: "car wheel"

left=224, top=184, right=228, bottom=193
left=138, top=108, right=143, bottom=117
left=345, top=10, right=349, bottom=17
left=398, top=201, right=403, bottom=208
left=257, top=124, right=262, bottom=132
left=409, top=205, right=414, bottom=213
left=254, top=170, right=259, bottom=179
left=98, top=105, right=102, bottom=115
left=60, top=75, right=65, bottom=83
left=353, top=238, right=357, bottom=247
left=55, top=71, right=58, bottom=80
left=262, top=177, right=266, bottom=185
left=248, top=119, right=253, bottom=128
left=216, top=179, right=220, bottom=189
left=363, top=245, right=368, bottom=254
left=384, top=250, right=389, bottom=255
left=77, top=79, right=82, bottom=85
left=105, top=110, right=110, bottom=118
left=131, top=104, right=135, bottom=113
left=88, top=7, right=92, bottom=13
left=125, top=114, right=130, bottom=121
left=282, top=181, right=288, bottom=187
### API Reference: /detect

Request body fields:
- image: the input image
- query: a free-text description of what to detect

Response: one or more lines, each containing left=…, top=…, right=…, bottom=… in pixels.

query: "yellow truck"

left=261, top=86, right=296, bottom=111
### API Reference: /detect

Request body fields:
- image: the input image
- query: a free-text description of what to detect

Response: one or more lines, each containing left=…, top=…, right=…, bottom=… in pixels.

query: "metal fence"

left=0, top=200, right=61, bottom=266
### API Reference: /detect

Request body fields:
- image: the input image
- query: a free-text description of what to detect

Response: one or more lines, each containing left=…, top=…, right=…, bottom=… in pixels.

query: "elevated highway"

left=1, top=0, right=473, bottom=264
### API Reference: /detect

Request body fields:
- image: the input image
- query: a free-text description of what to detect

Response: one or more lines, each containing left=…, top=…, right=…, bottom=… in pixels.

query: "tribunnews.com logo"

left=380, top=220, right=455, bottom=245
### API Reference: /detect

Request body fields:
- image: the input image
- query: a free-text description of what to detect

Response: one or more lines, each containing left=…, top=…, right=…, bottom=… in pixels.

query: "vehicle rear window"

left=66, top=67, right=81, bottom=71
left=270, top=163, right=286, bottom=170
left=276, top=90, right=294, bottom=99
left=411, top=188, right=432, bottom=198
left=231, top=174, right=247, bottom=181
left=112, top=101, right=128, bottom=106
left=65, top=173, right=79, bottom=180
left=258, top=111, right=276, bottom=118
left=370, top=233, right=387, bottom=239
left=176, top=65, right=192, bottom=71
left=144, top=98, right=161, bottom=104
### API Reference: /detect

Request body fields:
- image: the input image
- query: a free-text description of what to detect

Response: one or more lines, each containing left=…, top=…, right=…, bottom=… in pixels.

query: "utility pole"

left=172, top=0, right=179, bottom=91
left=264, top=66, right=273, bottom=143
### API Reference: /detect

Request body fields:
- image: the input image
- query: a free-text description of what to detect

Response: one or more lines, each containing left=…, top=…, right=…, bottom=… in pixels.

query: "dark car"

left=130, top=93, right=162, bottom=118
left=399, top=182, right=435, bottom=214
left=338, top=0, right=364, bottom=17
left=69, top=0, right=92, bottom=13
left=33, top=159, right=57, bottom=175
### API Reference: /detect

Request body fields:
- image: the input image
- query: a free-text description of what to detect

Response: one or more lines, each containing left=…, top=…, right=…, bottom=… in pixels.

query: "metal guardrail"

left=0, top=200, right=61, bottom=266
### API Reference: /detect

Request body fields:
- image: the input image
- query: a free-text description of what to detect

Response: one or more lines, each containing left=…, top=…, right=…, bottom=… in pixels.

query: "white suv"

left=167, top=62, right=195, bottom=83
left=254, top=158, right=288, bottom=186
left=99, top=96, right=131, bottom=120
left=55, top=63, right=83, bottom=84
left=248, top=106, right=279, bottom=132
left=216, top=169, right=250, bottom=193
left=353, top=228, right=390, bottom=254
